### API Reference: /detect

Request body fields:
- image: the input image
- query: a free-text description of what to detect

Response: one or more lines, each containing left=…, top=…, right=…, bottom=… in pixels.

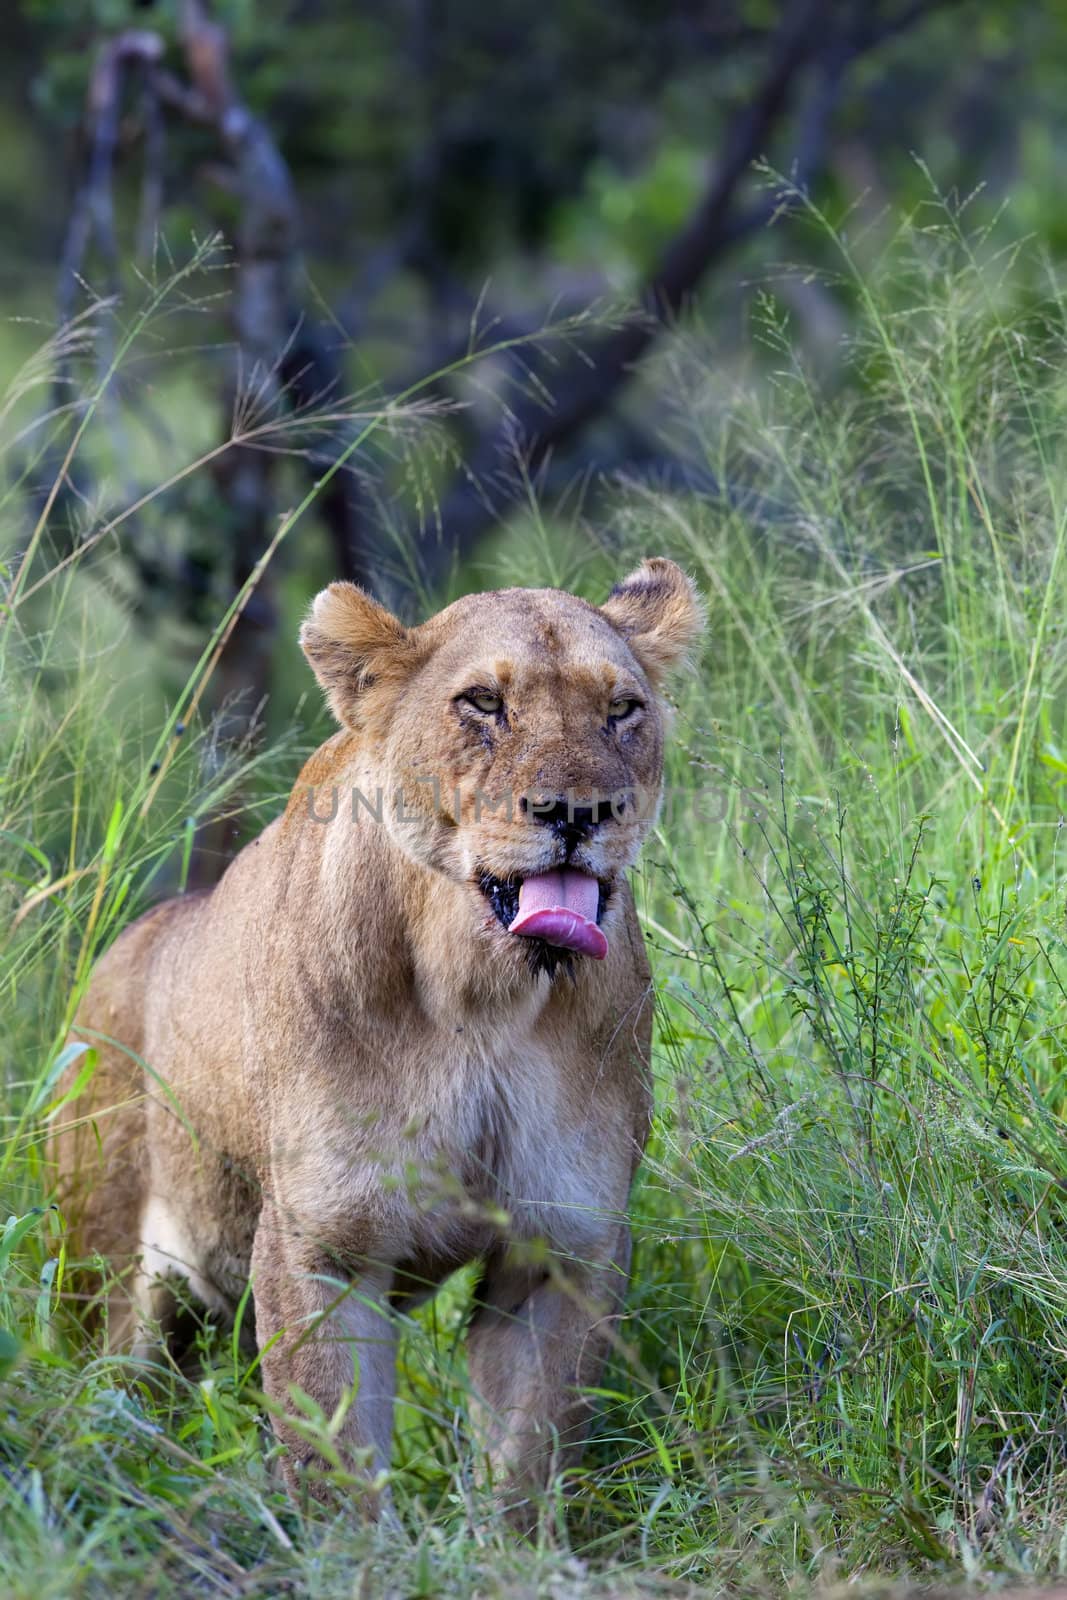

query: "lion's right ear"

left=600, top=557, right=704, bottom=684
left=300, top=583, right=421, bottom=727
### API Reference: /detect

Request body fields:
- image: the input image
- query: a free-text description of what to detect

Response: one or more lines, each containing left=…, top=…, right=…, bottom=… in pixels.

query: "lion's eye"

left=464, top=690, right=503, bottom=716
left=608, top=698, right=640, bottom=721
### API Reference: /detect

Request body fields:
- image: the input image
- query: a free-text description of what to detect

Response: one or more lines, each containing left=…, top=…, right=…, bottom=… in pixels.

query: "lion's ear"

left=300, top=583, right=420, bottom=727
left=600, top=558, right=704, bottom=683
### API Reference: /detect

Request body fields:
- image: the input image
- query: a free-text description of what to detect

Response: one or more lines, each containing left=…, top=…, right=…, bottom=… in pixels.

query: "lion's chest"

left=398, top=1033, right=619, bottom=1274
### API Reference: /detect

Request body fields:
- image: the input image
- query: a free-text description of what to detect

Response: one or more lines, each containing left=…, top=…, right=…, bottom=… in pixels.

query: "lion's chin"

left=477, top=866, right=611, bottom=968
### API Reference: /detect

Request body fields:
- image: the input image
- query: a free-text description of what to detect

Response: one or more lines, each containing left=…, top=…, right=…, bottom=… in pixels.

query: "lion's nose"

left=521, top=795, right=622, bottom=839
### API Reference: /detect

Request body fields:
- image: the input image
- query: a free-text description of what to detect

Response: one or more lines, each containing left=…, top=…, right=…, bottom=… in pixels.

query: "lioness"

left=55, top=557, right=701, bottom=1517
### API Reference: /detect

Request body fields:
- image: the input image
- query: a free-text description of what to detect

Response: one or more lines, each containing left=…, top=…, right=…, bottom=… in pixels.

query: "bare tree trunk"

left=164, top=2, right=298, bottom=878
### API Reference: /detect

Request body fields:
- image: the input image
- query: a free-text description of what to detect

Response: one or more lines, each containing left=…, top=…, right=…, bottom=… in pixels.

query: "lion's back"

left=52, top=891, right=212, bottom=1262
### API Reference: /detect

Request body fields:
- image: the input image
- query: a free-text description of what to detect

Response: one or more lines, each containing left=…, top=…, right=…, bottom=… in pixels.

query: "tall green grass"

left=609, top=200, right=1067, bottom=1585
left=6, top=200, right=1067, bottom=1595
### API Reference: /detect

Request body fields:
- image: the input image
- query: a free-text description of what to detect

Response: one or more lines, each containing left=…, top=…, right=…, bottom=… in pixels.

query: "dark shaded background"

left=3, top=0, right=1066, bottom=875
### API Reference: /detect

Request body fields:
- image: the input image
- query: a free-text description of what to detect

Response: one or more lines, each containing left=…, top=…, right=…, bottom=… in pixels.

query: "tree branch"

left=405, top=0, right=822, bottom=592
left=408, top=0, right=959, bottom=596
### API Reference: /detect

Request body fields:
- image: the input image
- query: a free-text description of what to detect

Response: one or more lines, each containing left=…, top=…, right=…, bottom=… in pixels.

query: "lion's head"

left=300, top=559, right=702, bottom=976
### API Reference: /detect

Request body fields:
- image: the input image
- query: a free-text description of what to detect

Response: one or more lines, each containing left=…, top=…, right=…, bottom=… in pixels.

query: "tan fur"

left=53, top=558, right=702, bottom=1521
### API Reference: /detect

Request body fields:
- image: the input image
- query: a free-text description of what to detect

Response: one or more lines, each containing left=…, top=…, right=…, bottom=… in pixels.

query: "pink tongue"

left=508, top=869, right=607, bottom=960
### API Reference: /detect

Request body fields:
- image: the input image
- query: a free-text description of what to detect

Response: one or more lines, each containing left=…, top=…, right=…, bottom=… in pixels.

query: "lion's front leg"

left=466, top=1223, right=632, bottom=1527
left=251, top=1204, right=397, bottom=1513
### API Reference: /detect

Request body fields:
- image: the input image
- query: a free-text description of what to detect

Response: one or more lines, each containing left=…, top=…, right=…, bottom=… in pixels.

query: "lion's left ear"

left=600, top=558, right=704, bottom=683
left=300, top=582, right=423, bottom=727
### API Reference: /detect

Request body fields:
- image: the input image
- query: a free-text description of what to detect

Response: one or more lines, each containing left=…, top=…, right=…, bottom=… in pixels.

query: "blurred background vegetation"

left=5, top=0, right=1067, bottom=879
